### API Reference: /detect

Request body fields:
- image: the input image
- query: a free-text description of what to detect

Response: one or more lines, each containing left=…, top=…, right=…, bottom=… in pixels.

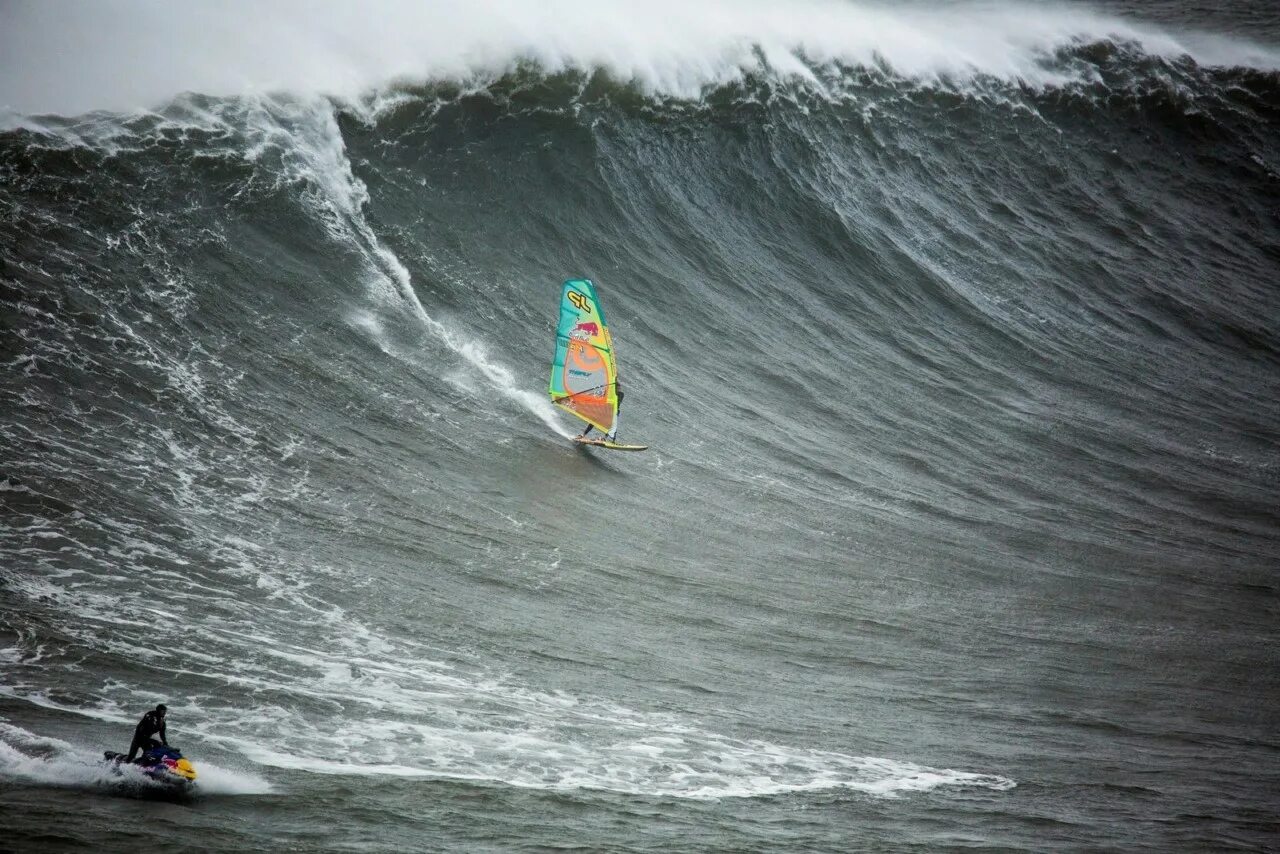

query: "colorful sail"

left=549, top=278, right=619, bottom=433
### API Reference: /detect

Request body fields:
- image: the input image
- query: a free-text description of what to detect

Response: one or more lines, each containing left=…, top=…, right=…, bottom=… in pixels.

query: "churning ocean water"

left=1, top=1, right=1277, bottom=850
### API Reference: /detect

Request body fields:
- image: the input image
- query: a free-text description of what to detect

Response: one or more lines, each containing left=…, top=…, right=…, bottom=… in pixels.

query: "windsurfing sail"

left=549, top=278, right=620, bottom=434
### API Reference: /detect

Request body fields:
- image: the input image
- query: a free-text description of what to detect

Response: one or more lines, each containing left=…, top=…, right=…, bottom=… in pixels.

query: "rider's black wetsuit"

left=126, top=709, right=167, bottom=762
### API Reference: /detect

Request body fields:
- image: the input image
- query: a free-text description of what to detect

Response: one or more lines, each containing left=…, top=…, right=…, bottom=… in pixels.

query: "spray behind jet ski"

left=103, top=745, right=198, bottom=793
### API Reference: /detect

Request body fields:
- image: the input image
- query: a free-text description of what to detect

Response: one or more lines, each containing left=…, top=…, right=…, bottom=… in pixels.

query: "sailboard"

left=549, top=278, right=647, bottom=451
left=572, top=436, right=648, bottom=451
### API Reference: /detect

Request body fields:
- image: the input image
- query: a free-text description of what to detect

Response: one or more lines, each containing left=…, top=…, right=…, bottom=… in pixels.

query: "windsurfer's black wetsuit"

left=580, top=386, right=623, bottom=438
left=126, top=708, right=167, bottom=762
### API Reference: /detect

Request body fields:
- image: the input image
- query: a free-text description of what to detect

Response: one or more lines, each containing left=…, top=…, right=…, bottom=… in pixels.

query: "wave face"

left=2, top=3, right=1279, bottom=850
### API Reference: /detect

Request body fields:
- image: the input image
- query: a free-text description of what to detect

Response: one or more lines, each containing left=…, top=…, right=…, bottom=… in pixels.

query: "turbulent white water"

left=0, top=723, right=272, bottom=795
left=3, top=0, right=1278, bottom=118
left=2, top=572, right=1015, bottom=799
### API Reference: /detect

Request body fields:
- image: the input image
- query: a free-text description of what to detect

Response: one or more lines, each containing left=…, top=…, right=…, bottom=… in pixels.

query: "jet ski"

left=103, top=745, right=197, bottom=791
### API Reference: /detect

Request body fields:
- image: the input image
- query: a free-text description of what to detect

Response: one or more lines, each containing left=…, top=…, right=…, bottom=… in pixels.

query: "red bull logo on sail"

left=570, top=321, right=600, bottom=340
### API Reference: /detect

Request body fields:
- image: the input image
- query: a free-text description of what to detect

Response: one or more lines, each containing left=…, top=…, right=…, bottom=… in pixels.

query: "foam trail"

left=266, top=98, right=572, bottom=438
left=368, top=243, right=574, bottom=439
left=192, top=761, right=275, bottom=796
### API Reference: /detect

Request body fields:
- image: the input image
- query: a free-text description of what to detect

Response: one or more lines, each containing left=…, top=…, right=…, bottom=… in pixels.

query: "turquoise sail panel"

left=549, top=278, right=619, bottom=432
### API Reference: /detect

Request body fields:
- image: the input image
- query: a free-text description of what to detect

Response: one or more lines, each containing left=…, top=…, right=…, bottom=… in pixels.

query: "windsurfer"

left=580, top=383, right=624, bottom=440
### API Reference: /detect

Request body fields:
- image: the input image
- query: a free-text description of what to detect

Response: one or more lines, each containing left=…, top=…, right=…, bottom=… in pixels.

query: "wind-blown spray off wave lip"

left=2, top=0, right=1278, bottom=120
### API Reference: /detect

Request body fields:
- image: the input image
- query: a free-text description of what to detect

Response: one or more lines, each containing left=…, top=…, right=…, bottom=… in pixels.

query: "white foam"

left=0, top=722, right=271, bottom=796
left=1, top=0, right=1277, bottom=119
left=185, top=760, right=274, bottom=795
left=140, top=648, right=1014, bottom=800
left=1, top=585, right=1014, bottom=802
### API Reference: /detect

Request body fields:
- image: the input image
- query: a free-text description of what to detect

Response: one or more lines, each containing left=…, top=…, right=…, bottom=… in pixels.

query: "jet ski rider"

left=125, top=704, right=168, bottom=762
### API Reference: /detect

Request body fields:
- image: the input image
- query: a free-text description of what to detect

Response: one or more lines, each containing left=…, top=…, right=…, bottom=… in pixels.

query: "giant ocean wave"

left=1, top=1, right=1278, bottom=848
